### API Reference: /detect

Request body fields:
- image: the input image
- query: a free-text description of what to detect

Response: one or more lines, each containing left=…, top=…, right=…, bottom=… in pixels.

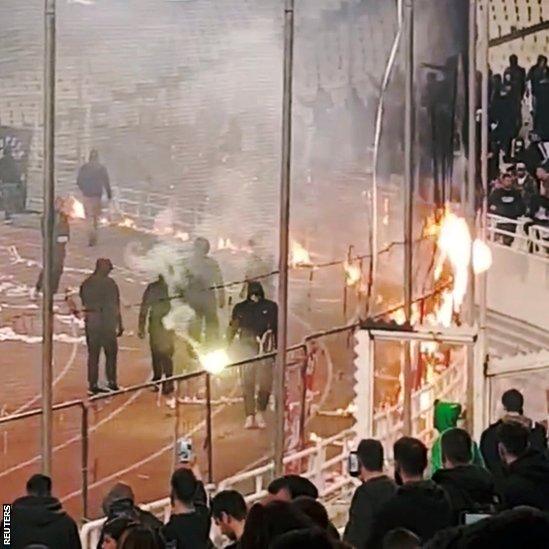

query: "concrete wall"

left=485, top=245, right=549, bottom=331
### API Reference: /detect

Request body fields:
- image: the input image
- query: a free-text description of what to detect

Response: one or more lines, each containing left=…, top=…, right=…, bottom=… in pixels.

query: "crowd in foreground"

left=3, top=389, right=549, bottom=549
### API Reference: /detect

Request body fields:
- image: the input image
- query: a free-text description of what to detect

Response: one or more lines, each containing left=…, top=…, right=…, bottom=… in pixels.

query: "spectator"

left=515, top=162, right=539, bottom=212
left=102, top=482, right=163, bottom=529
left=211, top=490, right=247, bottom=548
left=343, top=439, right=397, bottom=548
left=267, top=475, right=318, bottom=502
left=528, top=55, right=549, bottom=140
left=0, top=144, right=22, bottom=222
left=101, top=517, right=139, bottom=549
left=480, top=389, right=547, bottom=480
left=269, top=528, right=335, bottom=549
left=8, top=474, right=81, bottom=549
left=432, top=428, right=498, bottom=524
left=496, top=421, right=549, bottom=511
left=162, top=468, right=210, bottom=548
left=382, top=528, right=421, bottom=549
left=488, top=173, right=525, bottom=245
left=118, top=524, right=162, bottom=549
left=425, top=506, right=549, bottom=549
left=98, top=482, right=163, bottom=548
left=369, top=437, right=452, bottom=547
left=292, top=497, right=339, bottom=540
left=430, top=401, right=484, bottom=475
left=240, top=500, right=312, bottom=549
left=491, top=74, right=521, bottom=161
left=503, top=54, right=526, bottom=102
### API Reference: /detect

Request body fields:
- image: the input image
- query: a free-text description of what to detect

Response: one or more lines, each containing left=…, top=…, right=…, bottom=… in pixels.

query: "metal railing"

left=79, top=427, right=358, bottom=548
left=487, top=213, right=549, bottom=260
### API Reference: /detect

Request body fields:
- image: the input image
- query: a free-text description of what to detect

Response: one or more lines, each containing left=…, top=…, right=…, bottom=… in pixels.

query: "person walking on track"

left=80, top=258, right=123, bottom=395
left=228, top=281, right=277, bottom=430
left=76, top=149, right=112, bottom=247
left=34, top=196, right=70, bottom=298
left=138, top=274, right=176, bottom=409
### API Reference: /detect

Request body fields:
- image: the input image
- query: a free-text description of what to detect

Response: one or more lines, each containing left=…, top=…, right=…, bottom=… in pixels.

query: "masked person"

left=80, top=258, right=123, bottom=395
left=138, top=275, right=176, bottom=408
left=228, top=281, right=277, bottom=430
left=186, top=237, right=225, bottom=348
left=34, top=197, right=70, bottom=298
left=77, top=149, right=112, bottom=247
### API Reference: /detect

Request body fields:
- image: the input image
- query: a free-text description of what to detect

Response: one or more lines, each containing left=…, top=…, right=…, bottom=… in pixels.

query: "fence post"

left=173, top=380, right=181, bottom=468
left=80, top=401, right=89, bottom=520
left=206, top=373, right=213, bottom=484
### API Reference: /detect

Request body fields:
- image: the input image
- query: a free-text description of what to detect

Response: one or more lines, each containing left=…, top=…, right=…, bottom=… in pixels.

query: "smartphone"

left=348, top=451, right=360, bottom=477
left=177, top=437, right=193, bottom=463
left=462, top=512, right=491, bottom=525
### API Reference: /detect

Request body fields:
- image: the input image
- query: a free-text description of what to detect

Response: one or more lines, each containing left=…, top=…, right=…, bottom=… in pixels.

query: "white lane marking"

left=0, top=388, right=146, bottom=479
left=60, top=383, right=239, bottom=503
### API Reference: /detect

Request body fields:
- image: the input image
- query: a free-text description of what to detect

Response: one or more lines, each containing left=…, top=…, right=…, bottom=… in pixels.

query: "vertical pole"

left=475, top=0, right=490, bottom=440
left=42, top=0, right=56, bottom=476
left=402, top=0, right=414, bottom=436
left=81, top=403, right=89, bottom=519
left=466, top=0, right=478, bottom=434
left=173, top=380, right=181, bottom=468
left=205, top=373, right=213, bottom=484
left=274, top=0, right=295, bottom=477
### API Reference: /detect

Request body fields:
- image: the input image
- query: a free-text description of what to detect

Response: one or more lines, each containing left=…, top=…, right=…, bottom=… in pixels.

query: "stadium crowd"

left=3, top=388, right=549, bottom=549
left=487, top=54, right=549, bottom=248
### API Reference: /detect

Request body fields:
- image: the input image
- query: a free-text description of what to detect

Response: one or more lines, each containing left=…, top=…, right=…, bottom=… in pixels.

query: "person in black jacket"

left=344, top=439, right=397, bottom=548
left=496, top=421, right=549, bottom=511
left=76, top=149, right=112, bottom=246
left=369, top=437, right=452, bottom=547
left=503, top=55, right=526, bottom=103
left=8, top=474, right=81, bottom=549
left=97, top=481, right=163, bottom=549
left=162, top=467, right=211, bottom=549
left=480, top=389, right=547, bottom=480
left=228, top=281, right=277, bottom=430
left=488, top=173, right=526, bottom=245
left=432, top=428, right=497, bottom=524
left=139, top=275, right=176, bottom=408
left=80, top=258, right=124, bottom=395
left=211, top=490, right=247, bottom=549
left=34, top=197, right=71, bottom=297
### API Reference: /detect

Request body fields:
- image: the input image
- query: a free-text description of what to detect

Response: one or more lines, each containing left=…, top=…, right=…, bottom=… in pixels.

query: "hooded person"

left=430, top=401, right=485, bottom=476
left=228, top=280, right=278, bottom=430
left=480, top=389, right=547, bottom=480
left=432, top=428, right=498, bottom=524
left=76, top=149, right=112, bottom=246
left=138, top=274, right=176, bottom=408
left=97, top=482, right=163, bottom=549
left=7, top=474, right=81, bottom=549
left=80, top=258, right=124, bottom=395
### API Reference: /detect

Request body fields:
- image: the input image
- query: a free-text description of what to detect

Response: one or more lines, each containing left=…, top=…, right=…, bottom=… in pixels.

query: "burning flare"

left=65, top=196, right=85, bottom=219
left=290, top=240, right=312, bottom=267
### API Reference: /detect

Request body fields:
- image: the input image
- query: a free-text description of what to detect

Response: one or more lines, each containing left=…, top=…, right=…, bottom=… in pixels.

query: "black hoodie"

left=9, top=495, right=81, bottom=549
left=498, top=449, right=549, bottom=511
left=369, top=480, right=453, bottom=547
left=432, top=465, right=498, bottom=524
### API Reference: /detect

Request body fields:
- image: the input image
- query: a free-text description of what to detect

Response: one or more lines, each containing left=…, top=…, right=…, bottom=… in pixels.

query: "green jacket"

left=430, top=401, right=485, bottom=475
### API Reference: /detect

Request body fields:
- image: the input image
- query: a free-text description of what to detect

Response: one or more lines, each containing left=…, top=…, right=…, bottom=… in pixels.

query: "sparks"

left=290, top=240, right=312, bottom=267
